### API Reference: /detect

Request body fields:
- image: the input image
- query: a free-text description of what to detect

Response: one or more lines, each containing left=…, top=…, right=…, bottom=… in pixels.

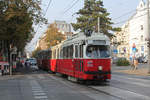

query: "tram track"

left=45, top=73, right=124, bottom=100
left=31, top=70, right=150, bottom=100
left=45, top=72, right=150, bottom=100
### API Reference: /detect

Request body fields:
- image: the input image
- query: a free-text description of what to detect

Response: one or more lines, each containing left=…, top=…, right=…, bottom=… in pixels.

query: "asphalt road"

left=0, top=66, right=150, bottom=100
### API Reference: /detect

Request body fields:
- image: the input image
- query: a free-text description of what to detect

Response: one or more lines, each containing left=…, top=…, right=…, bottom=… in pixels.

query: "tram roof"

left=51, top=32, right=110, bottom=49
left=63, top=32, right=110, bottom=44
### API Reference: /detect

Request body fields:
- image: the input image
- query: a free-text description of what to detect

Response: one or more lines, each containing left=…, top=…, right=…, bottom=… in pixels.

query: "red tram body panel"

left=51, top=59, right=111, bottom=80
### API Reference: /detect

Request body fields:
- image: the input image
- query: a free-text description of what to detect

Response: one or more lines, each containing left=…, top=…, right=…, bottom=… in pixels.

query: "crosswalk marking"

left=34, top=96, right=48, bottom=99
left=33, top=93, right=46, bottom=96
left=30, top=80, right=48, bottom=100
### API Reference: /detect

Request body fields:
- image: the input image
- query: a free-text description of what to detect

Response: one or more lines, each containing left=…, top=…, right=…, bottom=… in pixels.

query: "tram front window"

left=86, top=45, right=110, bottom=58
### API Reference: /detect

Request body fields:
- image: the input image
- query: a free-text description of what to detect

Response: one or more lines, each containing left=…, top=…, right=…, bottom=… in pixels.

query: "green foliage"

left=72, top=0, right=120, bottom=38
left=0, top=0, right=46, bottom=52
left=45, top=24, right=65, bottom=48
left=116, top=58, right=130, bottom=66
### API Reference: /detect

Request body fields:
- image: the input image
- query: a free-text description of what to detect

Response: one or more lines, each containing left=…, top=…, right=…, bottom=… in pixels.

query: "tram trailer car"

left=37, top=50, right=51, bottom=70
left=50, top=32, right=111, bottom=81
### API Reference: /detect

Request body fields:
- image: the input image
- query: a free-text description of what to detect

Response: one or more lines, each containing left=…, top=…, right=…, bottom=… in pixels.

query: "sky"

left=25, top=0, right=142, bottom=53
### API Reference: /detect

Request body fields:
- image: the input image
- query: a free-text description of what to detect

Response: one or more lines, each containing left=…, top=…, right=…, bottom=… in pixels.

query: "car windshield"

left=86, top=45, right=110, bottom=58
left=27, top=58, right=36, bottom=62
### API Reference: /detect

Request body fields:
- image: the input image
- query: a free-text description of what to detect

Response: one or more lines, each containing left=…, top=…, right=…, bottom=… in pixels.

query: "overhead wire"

left=113, top=12, right=147, bottom=25
left=28, top=0, right=52, bottom=50
left=35, top=0, right=52, bottom=33
left=112, top=9, right=136, bottom=21
left=63, top=0, right=80, bottom=14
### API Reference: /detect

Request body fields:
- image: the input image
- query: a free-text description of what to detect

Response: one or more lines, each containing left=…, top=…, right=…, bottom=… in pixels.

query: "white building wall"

left=128, top=0, right=148, bottom=57
left=115, top=0, right=149, bottom=59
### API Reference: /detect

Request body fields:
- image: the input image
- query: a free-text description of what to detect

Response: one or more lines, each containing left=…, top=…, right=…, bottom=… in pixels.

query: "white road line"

left=112, top=75, right=150, bottom=87
left=112, top=77, right=150, bottom=88
left=34, top=96, right=48, bottom=99
left=91, top=86, right=150, bottom=100
left=112, top=75, right=150, bottom=83
left=32, top=90, right=44, bottom=93
left=33, top=93, right=46, bottom=96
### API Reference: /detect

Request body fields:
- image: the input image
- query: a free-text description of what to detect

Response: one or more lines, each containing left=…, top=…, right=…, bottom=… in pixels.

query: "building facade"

left=35, top=20, right=73, bottom=50
left=54, top=20, right=73, bottom=37
left=113, top=0, right=149, bottom=59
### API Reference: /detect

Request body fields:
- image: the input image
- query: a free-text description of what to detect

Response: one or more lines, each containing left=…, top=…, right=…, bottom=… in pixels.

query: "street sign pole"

left=147, top=0, right=150, bottom=73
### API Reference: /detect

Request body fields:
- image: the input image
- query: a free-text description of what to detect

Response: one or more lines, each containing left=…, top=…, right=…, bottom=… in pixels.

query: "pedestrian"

left=133, top=58, right=138, bottom=70
left=130, top=58, right=135, bottom=70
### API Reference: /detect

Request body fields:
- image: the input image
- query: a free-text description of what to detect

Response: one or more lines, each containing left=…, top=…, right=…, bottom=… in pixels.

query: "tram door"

left=74, top=44, right=84, bottom=79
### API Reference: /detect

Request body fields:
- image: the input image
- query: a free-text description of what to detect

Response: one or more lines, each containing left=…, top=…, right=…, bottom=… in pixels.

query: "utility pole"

left=147, top=0, right=150, bottom=73
left=98, top=17, right=100, bottom=33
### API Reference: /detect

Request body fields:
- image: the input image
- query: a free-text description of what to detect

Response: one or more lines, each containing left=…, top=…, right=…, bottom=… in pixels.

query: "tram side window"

left=70, top=45, right=73, bottom=59
left=75, top=45, right=78, bottom=58
left=60, top=48, right=63, bottom=59
left=63, top=47, right=66, bottom=59
left=68, top=45, right=73, bottom=59
left=79, top=45, right=83, bottom=58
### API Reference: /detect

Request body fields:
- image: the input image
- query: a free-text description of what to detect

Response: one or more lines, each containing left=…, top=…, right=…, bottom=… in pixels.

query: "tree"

left=45, top=24, right=65, bottom=48
left=0, top=0, right=46, bottom=52
left=72, top=0, right=120, bottom=38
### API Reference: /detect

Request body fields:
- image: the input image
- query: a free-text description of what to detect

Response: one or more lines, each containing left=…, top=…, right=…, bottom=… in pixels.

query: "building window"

left=141, top=25, right=143, bottom=30
left=141, top=46, right=144, bottom=52
left=141, top=35, right=143, bottom=41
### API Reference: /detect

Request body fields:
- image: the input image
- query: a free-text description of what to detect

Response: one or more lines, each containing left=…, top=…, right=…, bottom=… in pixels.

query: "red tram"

left=37, top=32, right=111, bottom=81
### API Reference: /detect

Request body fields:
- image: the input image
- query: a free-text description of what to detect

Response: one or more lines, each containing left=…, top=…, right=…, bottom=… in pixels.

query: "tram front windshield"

left=86, top=45, right=110, bottom=58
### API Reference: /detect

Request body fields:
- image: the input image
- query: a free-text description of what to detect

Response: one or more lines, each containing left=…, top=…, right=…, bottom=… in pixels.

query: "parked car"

left=138, top=56, right=144, bottom=63
left=29, top=58, right=37, bottom=66
left=143, top=56, right=148, bottom=63
left=25, top=58, right=38, bottom=70
left=138, top=56, right=148, bottom=63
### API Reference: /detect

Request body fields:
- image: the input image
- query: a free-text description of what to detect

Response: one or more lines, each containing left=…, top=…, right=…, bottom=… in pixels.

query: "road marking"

left=112, top=75, right=150, bottom=87
left=33, top=93, right=46, bottom=96
left=34, top=96, right=48, bottom=99
left=32, top=90, right=44, bottom=93
left=112, top=75, right=150, bottom=83
left=91, top=86, right=150, bottom=100
left=30, top=80, right=48, bottom=100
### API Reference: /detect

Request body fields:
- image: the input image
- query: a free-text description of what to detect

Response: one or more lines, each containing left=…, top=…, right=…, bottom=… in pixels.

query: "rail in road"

left=1, top=70, right=150, bottom=100
left=45, top=72, right=150, bottom=100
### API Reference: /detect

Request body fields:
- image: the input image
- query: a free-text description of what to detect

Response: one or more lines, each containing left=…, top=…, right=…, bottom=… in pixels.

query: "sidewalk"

left=112, top=64, right=150, bottom=76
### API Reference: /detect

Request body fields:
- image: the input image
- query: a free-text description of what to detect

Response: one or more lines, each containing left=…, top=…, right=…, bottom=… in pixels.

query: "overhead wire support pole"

left=147, top=0, right=150, bottom=73
left=98, top=17, right=100, bottom=33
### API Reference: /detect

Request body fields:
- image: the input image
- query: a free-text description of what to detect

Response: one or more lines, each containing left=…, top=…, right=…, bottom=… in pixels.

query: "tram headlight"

left=98, top=66, right=103, bottom=70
